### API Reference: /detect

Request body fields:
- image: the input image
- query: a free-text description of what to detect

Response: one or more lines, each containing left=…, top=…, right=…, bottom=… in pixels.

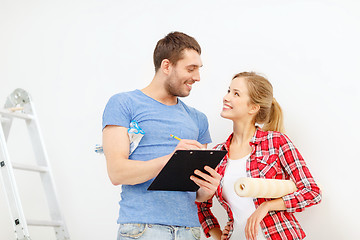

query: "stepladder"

left=0, top=89, right=70, bottom=240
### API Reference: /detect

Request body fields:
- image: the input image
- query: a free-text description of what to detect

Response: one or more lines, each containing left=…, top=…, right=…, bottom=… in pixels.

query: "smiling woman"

left=197, top=72, right=322, bottom=240
left=222, top=72, right=284, bottom=133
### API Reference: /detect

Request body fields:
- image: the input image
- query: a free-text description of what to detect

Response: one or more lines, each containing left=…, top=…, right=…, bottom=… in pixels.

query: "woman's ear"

left=249, top=104, right=260, bottom=115
left=160, top=59, right=171, bottom=75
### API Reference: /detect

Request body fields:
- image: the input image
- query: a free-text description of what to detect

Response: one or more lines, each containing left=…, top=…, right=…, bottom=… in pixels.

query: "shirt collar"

left=223, top=126, right=266, bottom=149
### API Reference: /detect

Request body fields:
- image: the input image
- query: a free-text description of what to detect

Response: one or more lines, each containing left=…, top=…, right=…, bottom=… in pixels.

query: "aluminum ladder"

left=0, top=88, right=70, bottom=240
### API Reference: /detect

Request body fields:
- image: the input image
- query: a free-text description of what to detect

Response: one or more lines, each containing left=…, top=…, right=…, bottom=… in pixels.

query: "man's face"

left=165, top=49, right=202, bottom=97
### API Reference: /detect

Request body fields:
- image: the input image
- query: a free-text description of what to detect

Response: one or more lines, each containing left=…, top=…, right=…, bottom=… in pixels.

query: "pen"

left=170, top=134, right=182, bottom=141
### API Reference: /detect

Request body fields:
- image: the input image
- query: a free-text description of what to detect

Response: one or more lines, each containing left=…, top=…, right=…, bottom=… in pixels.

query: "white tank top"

left=222, top=154, right=267, bottom=240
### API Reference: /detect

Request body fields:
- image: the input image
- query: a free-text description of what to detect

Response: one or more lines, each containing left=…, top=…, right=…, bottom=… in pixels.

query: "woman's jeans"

left=117, top=223, right=201, bottom=240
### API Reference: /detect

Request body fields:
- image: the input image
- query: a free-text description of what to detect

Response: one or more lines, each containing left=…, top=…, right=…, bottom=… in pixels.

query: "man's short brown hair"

left=153, top=32, right=201, bottom=72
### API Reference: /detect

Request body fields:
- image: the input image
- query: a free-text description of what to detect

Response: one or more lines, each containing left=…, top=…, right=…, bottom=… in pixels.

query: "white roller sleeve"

left=234, top=177, right=297, bottom=198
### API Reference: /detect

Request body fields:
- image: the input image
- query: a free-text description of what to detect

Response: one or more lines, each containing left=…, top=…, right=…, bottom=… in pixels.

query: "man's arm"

left=103, top=125, right=170, bottom=185
left=102, top=125, right=204, bottom=185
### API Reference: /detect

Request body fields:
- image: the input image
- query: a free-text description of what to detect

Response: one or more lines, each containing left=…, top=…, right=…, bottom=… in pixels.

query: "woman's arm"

left=278, top=133, right=322, bottom=212
left=245, top=198, right=286, bottom=240
left=245, top=133, right=322, bottom=240
left=196, top=198, right=222, bottom=238
left=209, top=228, right=222, bottom=240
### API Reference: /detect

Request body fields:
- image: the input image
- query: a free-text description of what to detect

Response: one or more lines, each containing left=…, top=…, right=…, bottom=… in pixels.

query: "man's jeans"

left=117, top=223, right=201, bottom=240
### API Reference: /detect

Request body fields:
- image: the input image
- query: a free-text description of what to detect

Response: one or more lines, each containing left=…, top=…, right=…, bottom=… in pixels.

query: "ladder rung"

left=12, top=162, right=49, bottom=173
left=27, top=219, right=63, bottom=227
left=1, top=117, right=11, bottom=123
left=0, top=109, right=34, bottom=120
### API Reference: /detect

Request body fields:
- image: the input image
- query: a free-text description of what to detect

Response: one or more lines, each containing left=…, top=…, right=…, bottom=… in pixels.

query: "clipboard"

left=148, top=149, right=227, bottom=192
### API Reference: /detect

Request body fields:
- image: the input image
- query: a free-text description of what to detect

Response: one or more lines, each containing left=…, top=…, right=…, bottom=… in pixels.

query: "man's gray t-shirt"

left=102, top=89, right=211, bottom=227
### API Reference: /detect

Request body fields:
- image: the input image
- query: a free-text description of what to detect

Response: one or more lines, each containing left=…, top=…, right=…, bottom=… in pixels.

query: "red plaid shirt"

left=197, top=128, right=322, bottom=240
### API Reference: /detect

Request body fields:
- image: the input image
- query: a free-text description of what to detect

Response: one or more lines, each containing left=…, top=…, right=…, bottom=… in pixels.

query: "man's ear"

left=160, top=59, right=171, bottom=75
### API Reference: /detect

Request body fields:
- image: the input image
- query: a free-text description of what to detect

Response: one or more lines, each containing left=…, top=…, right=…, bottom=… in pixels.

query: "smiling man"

left=102, top=32, right=221, bottom=240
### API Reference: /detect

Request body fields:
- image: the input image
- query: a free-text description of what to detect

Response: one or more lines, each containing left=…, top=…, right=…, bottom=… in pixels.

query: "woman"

left=197, top=72, right=321, bottom=240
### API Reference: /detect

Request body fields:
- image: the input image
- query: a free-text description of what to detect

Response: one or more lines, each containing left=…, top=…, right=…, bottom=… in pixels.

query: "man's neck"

left=141, top=76, right=178, bottom=106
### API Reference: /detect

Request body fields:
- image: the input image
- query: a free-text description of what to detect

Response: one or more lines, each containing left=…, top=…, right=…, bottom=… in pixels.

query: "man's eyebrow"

left=187, top=64, right=203, bottom=68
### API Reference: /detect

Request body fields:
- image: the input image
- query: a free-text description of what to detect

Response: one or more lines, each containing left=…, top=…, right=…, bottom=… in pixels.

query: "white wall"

left=1, top=0, right=359, bottom=239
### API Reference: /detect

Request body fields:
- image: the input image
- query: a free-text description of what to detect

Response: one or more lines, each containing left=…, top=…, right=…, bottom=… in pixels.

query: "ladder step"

left=12, top=163, right=49, bottom=173
left=0, top=109, right=34, bottom=120
left=1, top=117, right=11, bottom=123
left=27, top=219, right=63, bottom=227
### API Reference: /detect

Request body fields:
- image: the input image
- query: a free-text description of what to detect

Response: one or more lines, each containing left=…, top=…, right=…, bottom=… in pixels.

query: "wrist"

left=209, top=227, right=222, bottom=240
left=261, top=201, right=271, bottom=212
left=260, top=198, right=287, bottom=212
left=195, top=189, right=210, bottom=202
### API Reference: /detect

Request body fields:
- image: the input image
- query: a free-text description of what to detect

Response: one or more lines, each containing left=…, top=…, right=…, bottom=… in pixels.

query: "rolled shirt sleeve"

left=278, top=133, right=322, bottom=213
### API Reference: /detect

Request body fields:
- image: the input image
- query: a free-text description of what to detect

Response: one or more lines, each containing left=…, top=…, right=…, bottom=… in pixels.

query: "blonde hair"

left=232, top=72, right=284, bottom=133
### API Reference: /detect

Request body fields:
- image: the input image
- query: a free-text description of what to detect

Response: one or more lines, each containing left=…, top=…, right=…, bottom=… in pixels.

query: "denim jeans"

left=117, top=223, right=201, bottom=240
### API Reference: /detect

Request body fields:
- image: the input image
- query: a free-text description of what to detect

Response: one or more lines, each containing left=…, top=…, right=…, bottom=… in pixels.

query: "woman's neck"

left=228, top=121, right=256, bottom=160
left=232, top=121, right=256, bottom=145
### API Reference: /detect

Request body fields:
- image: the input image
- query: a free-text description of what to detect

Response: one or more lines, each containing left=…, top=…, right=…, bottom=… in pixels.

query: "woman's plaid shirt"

left=197, top=128, right=322, bottom=240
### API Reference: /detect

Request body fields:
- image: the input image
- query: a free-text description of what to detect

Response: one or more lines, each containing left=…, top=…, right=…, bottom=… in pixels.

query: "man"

left=102, top=32, right=220, bottom=240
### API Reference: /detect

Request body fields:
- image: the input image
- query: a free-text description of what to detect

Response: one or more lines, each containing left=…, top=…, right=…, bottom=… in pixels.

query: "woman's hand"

left=245, top=198, right=286, bottom=239
left=245, top=202, right=269, bottom=240
left=221, top=222, right=231, bottom=240
left=209, top=227, right=222, bottom=240
left=193, top=166, right=221, bottom=202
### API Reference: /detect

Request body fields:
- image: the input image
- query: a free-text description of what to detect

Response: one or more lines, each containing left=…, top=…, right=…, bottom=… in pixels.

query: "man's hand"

left=173, top=139, right=204, bottom=151
left=192, top=166, right=221, bottom=202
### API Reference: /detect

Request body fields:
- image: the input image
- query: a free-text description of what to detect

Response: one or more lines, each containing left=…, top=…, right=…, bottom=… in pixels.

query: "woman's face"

left=220, top=77, right=255, bottom=121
